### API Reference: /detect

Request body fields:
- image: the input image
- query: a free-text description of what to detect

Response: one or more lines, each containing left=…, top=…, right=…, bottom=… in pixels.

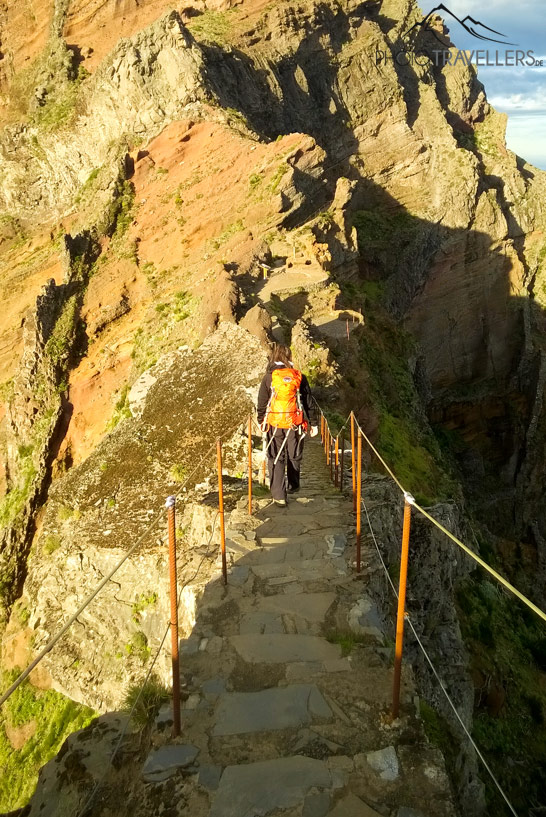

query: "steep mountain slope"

left=1, top=0, right=546, bottom=814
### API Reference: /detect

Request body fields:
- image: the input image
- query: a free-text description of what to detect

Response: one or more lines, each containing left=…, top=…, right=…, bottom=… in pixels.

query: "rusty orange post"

left=248, top=415, right=253, bottom=515
left=166, top=496, right=181, bottom=737
left=334, top=436, right=339, bottom=487
left=356, top=431, right=362, bottom=573
left=216, top=439, right=227, bottom=585
left=340, top=431, right=345, bottom=492
left=320, top=413, right=324, bottom=444
left=350, top=412, right=356, bottom=512
left=392, top=493, right=414, bottom=719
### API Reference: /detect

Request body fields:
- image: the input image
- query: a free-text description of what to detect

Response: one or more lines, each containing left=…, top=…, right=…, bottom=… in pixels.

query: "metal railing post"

left=166, top=496, right=181, bottom=737
left=334, top=436, right=339, bottom=487
left=320, top=413, right=324, bottom=444
left=350, top=412, right=356, bottom=512
left=356, top=431, right=362, bottom=573
left=392, top=493, right=414, bottom=719
left=216, top=439, right=227, bottom=585
left=248, top=414, right=253, bottom=515
left=340, top=430, right=344, bottom=492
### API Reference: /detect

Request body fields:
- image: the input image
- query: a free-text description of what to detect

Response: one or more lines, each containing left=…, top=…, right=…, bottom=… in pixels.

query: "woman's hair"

left=269, top=342, right=292, bottom=366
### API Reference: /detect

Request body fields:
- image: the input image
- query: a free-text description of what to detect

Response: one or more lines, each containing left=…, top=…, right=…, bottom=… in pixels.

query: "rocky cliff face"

left=2, top=0, right=546, bottom=814
left=22, top=322, right=265, bottom=711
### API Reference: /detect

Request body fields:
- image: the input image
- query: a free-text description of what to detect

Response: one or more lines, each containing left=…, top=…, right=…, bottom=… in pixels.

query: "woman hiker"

left=257, top=343, right=319, bottom=506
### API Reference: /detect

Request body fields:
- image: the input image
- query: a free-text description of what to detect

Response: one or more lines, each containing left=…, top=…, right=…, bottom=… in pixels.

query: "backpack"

left=267, top=368, right=304, bottom=429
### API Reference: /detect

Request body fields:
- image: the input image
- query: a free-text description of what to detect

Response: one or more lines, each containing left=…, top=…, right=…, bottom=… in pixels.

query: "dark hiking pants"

left=267, top=426, right=305, bottom=501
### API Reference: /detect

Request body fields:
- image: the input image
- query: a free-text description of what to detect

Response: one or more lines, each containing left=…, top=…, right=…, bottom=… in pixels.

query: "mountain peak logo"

left=405, top=3, right=518, bottom=46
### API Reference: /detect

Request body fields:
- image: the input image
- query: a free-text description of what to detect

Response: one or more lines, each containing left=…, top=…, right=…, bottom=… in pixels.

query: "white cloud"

left=505, top=112, right=546, bottom=169
left=490, top=87, right=546, bottom=111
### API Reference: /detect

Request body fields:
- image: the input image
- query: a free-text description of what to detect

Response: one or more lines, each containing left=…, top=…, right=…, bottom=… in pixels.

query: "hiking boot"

left=287, top=486, right=300, bottom=494
left=273, top=499, right=287, bottom=506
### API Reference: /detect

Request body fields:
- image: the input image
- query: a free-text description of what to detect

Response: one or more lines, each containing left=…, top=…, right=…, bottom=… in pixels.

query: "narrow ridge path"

left=145, top=440, right=456, bottom=817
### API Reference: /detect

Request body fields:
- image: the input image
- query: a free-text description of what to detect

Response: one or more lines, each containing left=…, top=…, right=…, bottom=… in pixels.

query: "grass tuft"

left=122, top=675, right=169, bottom=728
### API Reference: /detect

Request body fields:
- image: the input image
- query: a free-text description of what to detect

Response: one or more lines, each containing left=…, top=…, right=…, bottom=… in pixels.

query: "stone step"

left=248, top=558, right=345, bottom=582
left=208, top=755, right=337, bottom=817
left=240, top=591, right=336, bottom=629
left=229, top=633, right=343, bottom=666
left=211, top=683, right=333, bottom=736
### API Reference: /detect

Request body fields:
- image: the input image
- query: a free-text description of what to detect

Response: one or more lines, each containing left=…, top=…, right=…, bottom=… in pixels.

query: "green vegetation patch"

left=352, top=207, right=420, bottom=271
left=419, top=700, right=459, bottom=769
left=268, top=162, right=289, bottom=194
left=31, top=64, right=89, bottom=133
left=106, top=383, right=133, bottom=431
left=0, top=671, right=96, bottom=811
left=125, top=631, right=150, bottom=663
left=249, top=173, right=262, bottom=190
left=45, top=295, right=78, bottom=366
left=356, top=308, right=455, bottom=504
left=324, top=629, right=366, bottom=656
left=211, top=219, right=244, bottom=251
left=456, top=575, right=546, bottom=812
left=377, top=412, right=447, bottom=506
left=188, top=10, right=235, bottom=43
left=0, top=453, right=36, bottom=529
left=122, top=674, right=169, bottom=729
left=170, top=463, right=188, bottom=483
left=132, top=592, right=158, bottom=624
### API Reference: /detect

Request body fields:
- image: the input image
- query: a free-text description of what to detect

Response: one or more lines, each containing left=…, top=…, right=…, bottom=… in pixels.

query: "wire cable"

left=361, top=496, right=519, bottom=817
left=340, top=409, right=546, bottom=625
left=75, top=512, right=220, bottom=817
left=405, top=616, right=519, bottom=817
left=0, top=420, right=244, bottom=708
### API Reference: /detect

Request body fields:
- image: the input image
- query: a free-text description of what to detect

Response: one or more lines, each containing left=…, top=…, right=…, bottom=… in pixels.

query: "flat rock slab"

left=328, top=793, right=383, bottom=817
left=212, top=684, right=333, bottom=735
left=257, top=519, right=311, bottom=538
left=244, top=540, right=324, bottom=563
left=244, top=592, right=336, bottom=624
left=209, top=756, right=333, bottom=817
left=230, top=634, right=341, bottom=664
left=250, top=559, right=338, bottom=580
left=239, top=611, right=285, bottom=634
left=142, top=744, right=199, bottom=782
left=366, top=746, right=399, bottom=781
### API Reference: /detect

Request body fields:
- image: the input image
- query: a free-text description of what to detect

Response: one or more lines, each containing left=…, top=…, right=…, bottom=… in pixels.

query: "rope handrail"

left=0, top=419, right=244, bottom=709
left=318, top=406, right=546, bottom=625
left=361, top=495, right=519, bottom=817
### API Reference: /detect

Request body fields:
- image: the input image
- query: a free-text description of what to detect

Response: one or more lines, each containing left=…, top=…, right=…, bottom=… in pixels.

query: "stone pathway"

left=144, top=440, right=457, bottom=817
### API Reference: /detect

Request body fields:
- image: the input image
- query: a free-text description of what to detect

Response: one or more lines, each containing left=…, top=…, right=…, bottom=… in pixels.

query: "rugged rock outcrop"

left=362, top=474, right=483, bottom=816
left=0, top=11, right=206, bottom=218
left=22, top=322, right=266, bottom=710
left=1, top=0, right=546, bottom=813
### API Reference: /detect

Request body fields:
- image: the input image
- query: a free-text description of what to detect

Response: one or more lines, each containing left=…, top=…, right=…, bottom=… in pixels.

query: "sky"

left=421, top=0, right=546, bottom=169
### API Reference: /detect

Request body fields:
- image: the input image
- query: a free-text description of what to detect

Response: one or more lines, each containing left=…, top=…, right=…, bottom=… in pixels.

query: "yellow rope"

left=322, top=409, right=546, bottom=625
left=411, top=500, right=546, bottom=623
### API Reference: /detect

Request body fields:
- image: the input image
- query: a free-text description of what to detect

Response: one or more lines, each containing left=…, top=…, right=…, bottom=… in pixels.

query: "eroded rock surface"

left=22, top=323, right=266, bottom=710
